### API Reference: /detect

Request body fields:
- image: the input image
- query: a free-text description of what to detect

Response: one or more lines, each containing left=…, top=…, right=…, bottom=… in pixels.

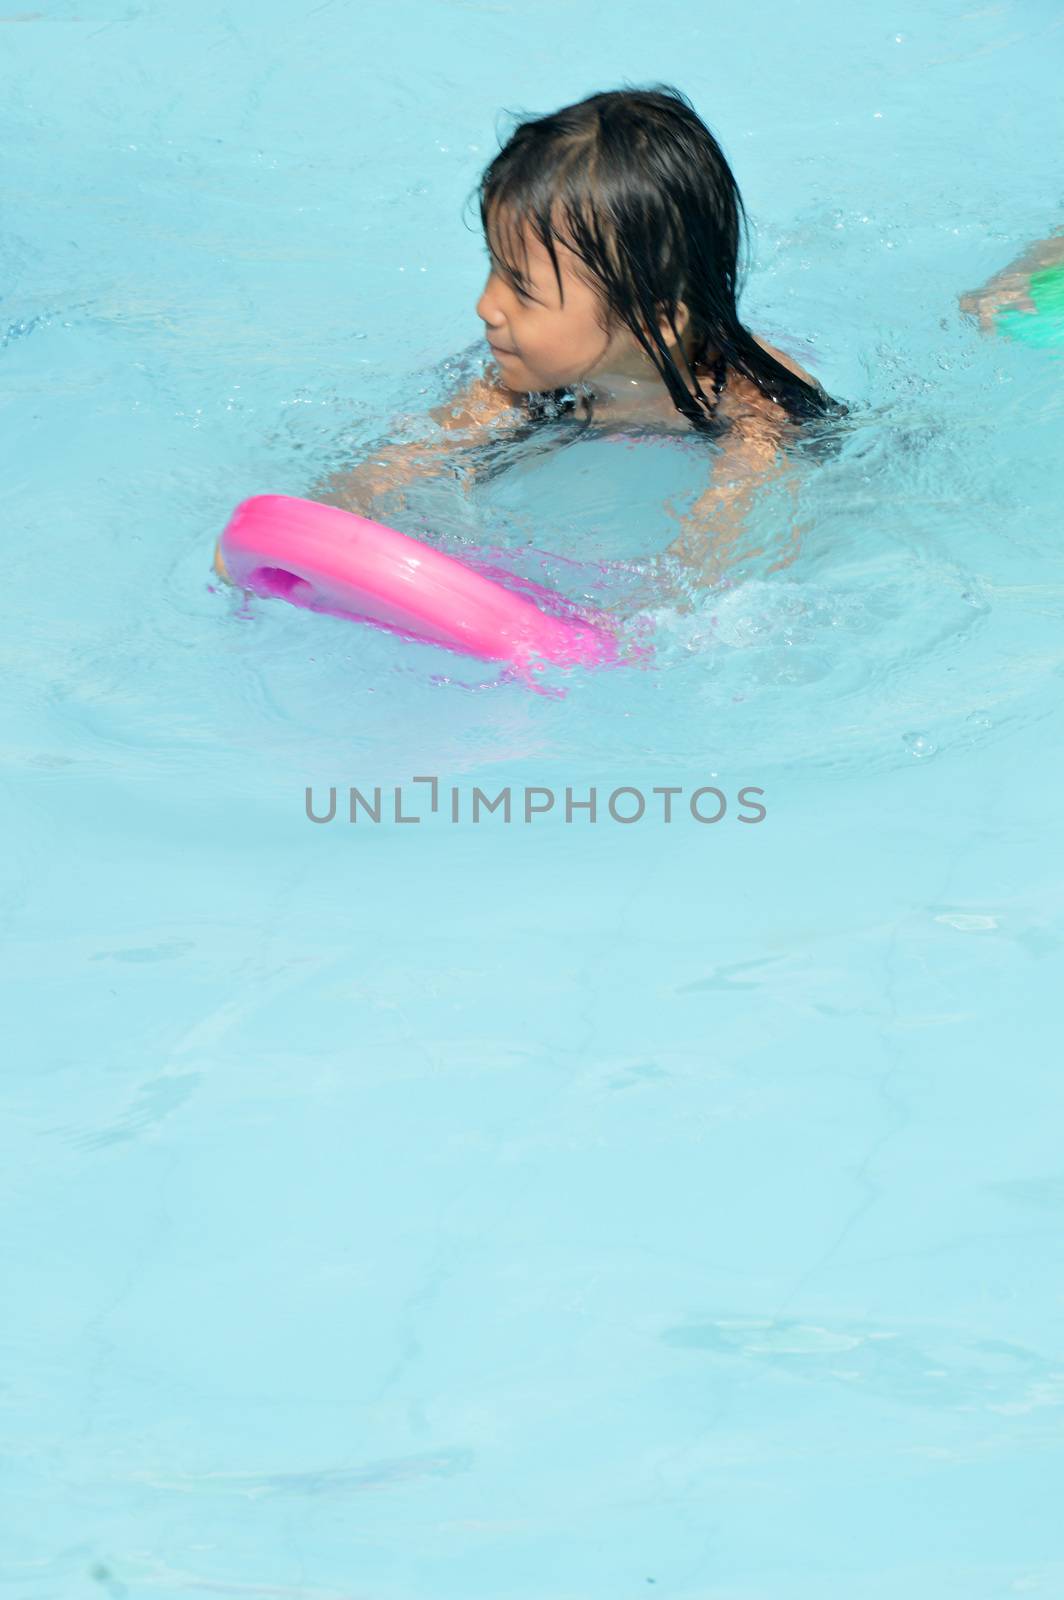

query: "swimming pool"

left=4, top=1, right=1064, bottom=1595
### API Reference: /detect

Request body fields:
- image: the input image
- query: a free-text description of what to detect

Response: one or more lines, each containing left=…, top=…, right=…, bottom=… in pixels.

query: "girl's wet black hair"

left=468, top=83, right=841, bottom=434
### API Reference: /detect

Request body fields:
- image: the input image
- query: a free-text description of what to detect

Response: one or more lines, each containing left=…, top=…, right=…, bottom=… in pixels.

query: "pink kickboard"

left=218, top=494, right=620, bottom=668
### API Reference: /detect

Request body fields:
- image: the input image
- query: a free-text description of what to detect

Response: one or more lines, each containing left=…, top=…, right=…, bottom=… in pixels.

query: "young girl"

left=220, top=85, right=840, bottom=588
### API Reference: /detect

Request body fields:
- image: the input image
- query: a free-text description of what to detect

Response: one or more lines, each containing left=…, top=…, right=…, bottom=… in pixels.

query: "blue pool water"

left=4, top=2, right=1064, bottom=1596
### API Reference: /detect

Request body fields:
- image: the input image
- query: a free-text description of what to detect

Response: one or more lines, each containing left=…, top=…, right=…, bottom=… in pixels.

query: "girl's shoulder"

left=429, top=372, right=526, bottom=434
left=428, top=338, right=821, bottom=441
left=709, top=336, right=820, bottom=441
left=750, top=334, right=818, bottom=387
left=713, top=335, right=817, bottom=409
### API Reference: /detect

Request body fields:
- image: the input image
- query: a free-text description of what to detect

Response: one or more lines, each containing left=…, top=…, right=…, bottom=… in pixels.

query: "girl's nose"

left=475, top=278, right=495, bottom=324
left=476, top=272, right=509, bottom=330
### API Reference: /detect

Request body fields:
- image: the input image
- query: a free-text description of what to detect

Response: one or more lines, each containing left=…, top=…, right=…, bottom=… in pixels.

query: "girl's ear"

left=655, top=301, right=691, bottom=348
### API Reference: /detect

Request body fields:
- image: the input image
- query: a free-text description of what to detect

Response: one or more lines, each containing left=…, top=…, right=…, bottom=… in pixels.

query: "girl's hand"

left=958, top=233, right=1064, bottom=332
left=959, top=272, right=1037, bottom=332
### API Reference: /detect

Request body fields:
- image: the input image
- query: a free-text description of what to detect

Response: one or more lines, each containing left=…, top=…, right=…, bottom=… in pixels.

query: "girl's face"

left=476, top=211, right=690, bottom=399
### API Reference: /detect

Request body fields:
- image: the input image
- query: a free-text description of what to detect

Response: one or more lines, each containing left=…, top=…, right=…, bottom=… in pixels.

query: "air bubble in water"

left=904, top=731, right=936, bottom=758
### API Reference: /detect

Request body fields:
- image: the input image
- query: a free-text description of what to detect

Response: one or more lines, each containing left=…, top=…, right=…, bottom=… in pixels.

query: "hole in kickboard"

left=247, top=565, right=314, bottom=603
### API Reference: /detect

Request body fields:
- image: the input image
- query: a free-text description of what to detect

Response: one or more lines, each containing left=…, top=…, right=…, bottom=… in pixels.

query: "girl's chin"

left=491, top=351, right=576, bottom=393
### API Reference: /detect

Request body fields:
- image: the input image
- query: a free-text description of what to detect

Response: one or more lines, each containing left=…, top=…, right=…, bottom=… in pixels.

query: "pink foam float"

left=214, top=494, right=628, bottom=674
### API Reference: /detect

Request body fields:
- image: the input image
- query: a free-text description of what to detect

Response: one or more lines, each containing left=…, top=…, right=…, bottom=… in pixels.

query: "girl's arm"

left=661, top=340, right=814, bottom=602
left=311, top=375, right=522, bottom=517
left=213, top=372, right=521, bottom=583
left=959, top=229, right=1064, bottom=331
left=663, top=416, right=805, bottom=600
